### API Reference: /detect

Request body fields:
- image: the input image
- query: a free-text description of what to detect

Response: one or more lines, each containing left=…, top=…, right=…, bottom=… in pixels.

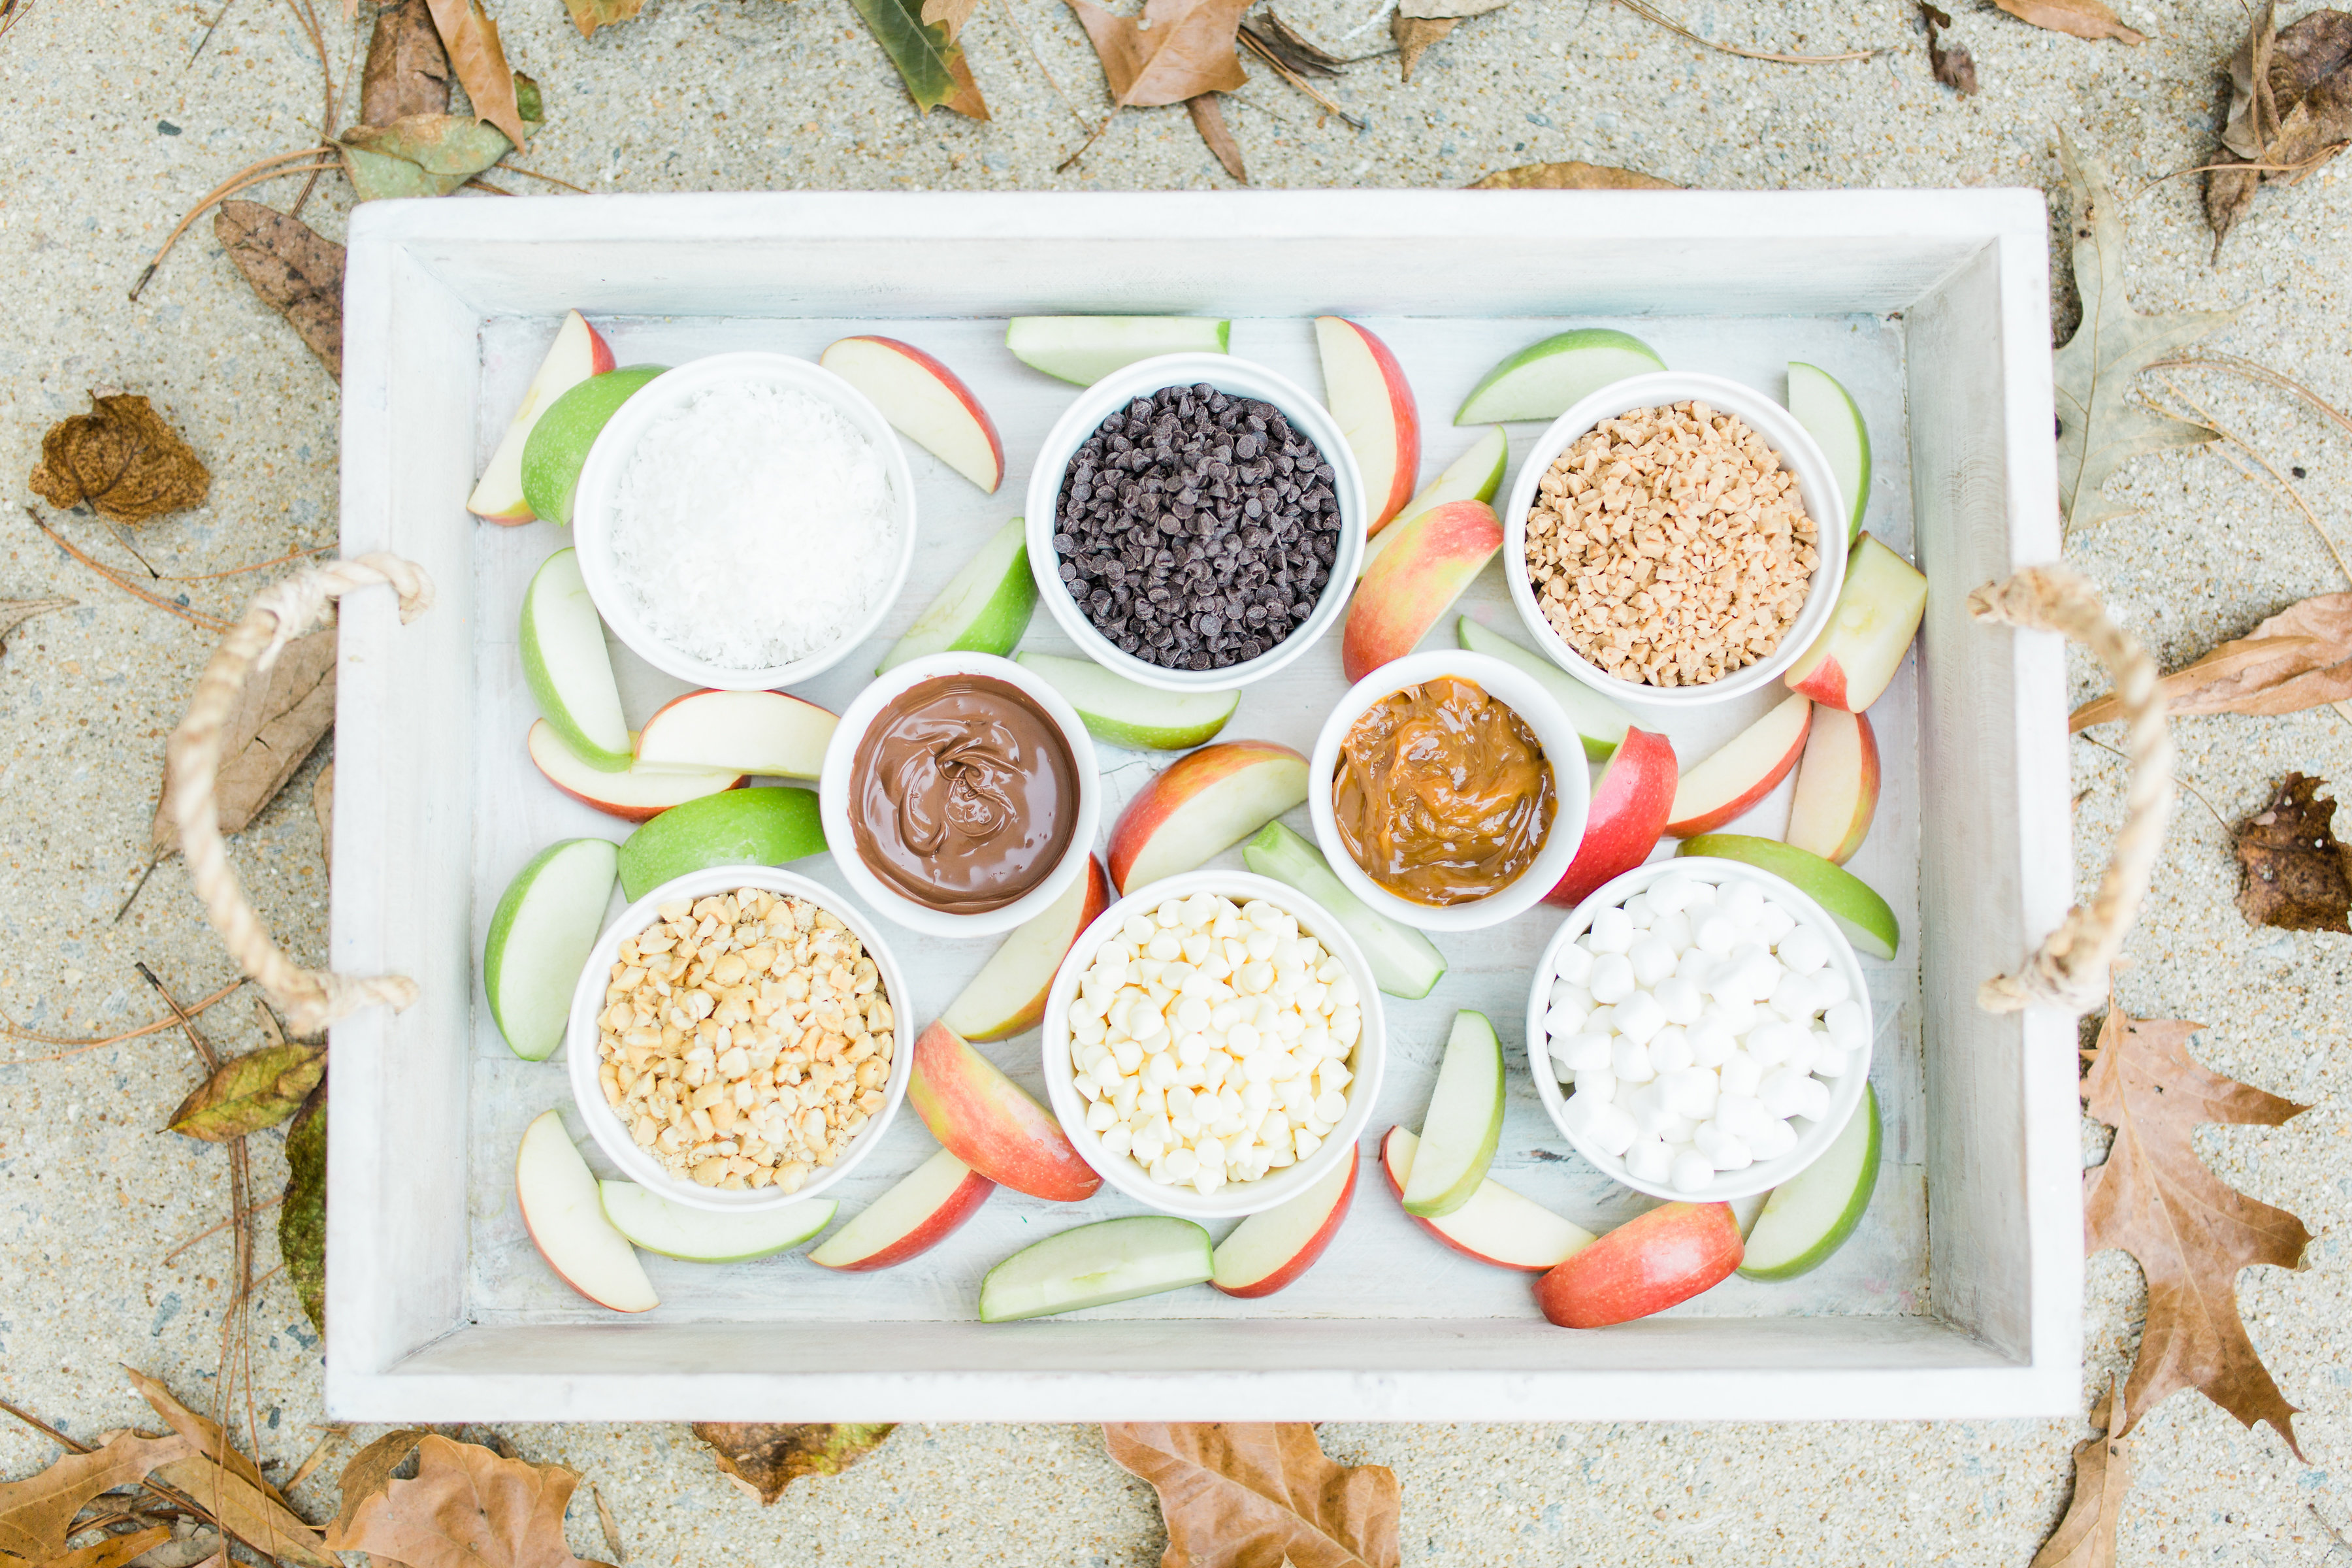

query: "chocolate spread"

left=849, top=674, right=1079, bottom=915
left=1331, top=676, right=1556, bottom=907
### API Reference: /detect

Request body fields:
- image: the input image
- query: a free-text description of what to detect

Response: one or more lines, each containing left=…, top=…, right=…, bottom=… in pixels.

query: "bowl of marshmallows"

left=1525, top=857, right=1873, bottom=1202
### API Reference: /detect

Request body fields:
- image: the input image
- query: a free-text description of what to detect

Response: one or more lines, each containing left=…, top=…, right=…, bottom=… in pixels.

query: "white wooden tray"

left=328, top=190, right=2079, bottom=1422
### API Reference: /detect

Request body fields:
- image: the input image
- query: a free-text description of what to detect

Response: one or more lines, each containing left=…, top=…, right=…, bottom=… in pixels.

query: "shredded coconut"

left=610, top=379, right=899, bottom=669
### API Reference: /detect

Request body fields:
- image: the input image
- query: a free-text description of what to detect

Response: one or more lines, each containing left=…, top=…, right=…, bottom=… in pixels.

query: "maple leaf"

left=1992, top=0, right=2143, bottom=44
left=2234, top=772, right=2351, bottom=932
left=214, top=203, right=344, bottom=381
left=29, top=394, right=211, bottom=526
left=2206, top=5, right=2352, bottom=255
left=1066, top=0, right=1250, bottom=106
left=689, top=1424, right=896, bottom=1504
left=326, top=1433, right=614, bottom=1568
left=2029, top=1385, right=2129, bottom=1568
left=2071, top=593, right=2352, bottom=729
left=1102, top=1422, right=1399, bottom=1568
left=2052, top=132, right=2234, bottom=535
left=150, top=625, right=336, bottom=855
left=2082, top=1002, right=2310, bottom=1454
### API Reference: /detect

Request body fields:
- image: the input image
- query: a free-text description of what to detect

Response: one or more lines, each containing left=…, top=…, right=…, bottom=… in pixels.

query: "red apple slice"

left=470, top=311, right=616, bottom=523
left=1106, top=740, right=1311, bottom=895
left=1209, top=1148, right=1360, bottom=1298
left=1315, top=316, right=1421, bottom=531
left=1664, top=693, right=1812, bottom=838
left=1784, top=533, right=1929, bottom=712
left=633, top=689, right=837, bottom=779
left=515, top=1109, right=658, bottom=1313
left=940, top=854, right=1111, bottom=1041
left=907, top=1021, right=1102, bottom=1202
left=1379, top=1126, right=1595, bottom=1271
left=1543, top=725, right=1678, bottom=907
left=1533, top=1201, right=1741, bottom=1328
left=807, top=1145, right=996, bottom=1271
left=1340, top=500, right=1503, bottom=683
left=528, top=720, right=744, bottom=823
left=819, top=335, right=1004, bottom=494
left=1784, top=706, right=1880, bottom=865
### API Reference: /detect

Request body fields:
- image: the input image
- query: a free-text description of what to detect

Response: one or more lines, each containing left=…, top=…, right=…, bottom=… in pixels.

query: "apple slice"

left=819, top=335, right=1004, bottom=493
left=1784, top=706, right=1880, bottom=866
left=521, top=547, right=630, bottom=772
left=598, top=1180, right=836, bottom=1262
left=1004, top=317, right=1230, bottom=385
left=877, top=515, right=1036, bottom=674
left=470, top=310, right=615, bottom=523
left=1454, top=329, right=1665, bottom=425
left=1379, top=1126, right=1595, bottom=1271
left=529, top=720, right=743, bottom=823
left=941, top=854, right=1111, bottom=1041
left=1675, top=833, right=1899, bottom=960
left=1664, top=693, right=1813, bottom=838
left=1788, top=361, right=1871, bottom=540
left=1360, top=426, right=1507, bottom=576
left=1399, top=1011, right=1505, bottom=1218
left=1209, top=1149, right=1359, bottom=1298
left=615, top=786, right=826, bottom=900
left=1013, top=651, right=1239, bottom=751
left=483, top=838, right=617, bottom=1062
left=977, top=1215, right=1214, bottom=1322
left=1315, top=316, right=1420, bottom=531
left=1543, top=726, right=1677, bottom=907
left=1340, top=500, right=1503, bottom=683
left=908, top=1021, right=1102, bottom=1201
left=1783, top=533, right=1928, bottom=713
left=1739, top=1083, right=1880, bottom=1281
left=633, top=689, right=837, bottom=779
left=519, top=364, right=666, bottom=527
left=515, top=1109, right=658, bottom=1313
left=1241, top=821, right=1445, bottom=1000
left=1533, top=1201, right=1740, bottom=1328
left=1455, top=615, right=1633, bottom=762
left=1106, top=740, right=1311, bottom=894
left=808, top=1146, right=997, bottom=1271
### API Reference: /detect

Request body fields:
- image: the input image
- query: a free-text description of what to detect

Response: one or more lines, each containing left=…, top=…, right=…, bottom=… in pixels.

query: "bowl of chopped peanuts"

left=1503, top=370, right=1848, bottom=706
left=564, top=867, right=911, bottom=1212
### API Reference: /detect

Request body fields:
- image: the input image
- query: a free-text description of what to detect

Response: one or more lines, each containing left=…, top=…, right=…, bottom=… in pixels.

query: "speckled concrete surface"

left=1, top=0, right=2346, bottom=1563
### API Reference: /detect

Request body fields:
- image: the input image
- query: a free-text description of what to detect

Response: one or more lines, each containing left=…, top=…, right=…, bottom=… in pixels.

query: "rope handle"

left=169, top=552, right=435, bottom=1037
left=1967, top=565, right=2173, bottom=1014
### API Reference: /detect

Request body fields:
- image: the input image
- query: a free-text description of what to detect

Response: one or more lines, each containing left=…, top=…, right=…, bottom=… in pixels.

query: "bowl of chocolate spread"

left=1307, top=649, right=1592, bottom=933
left=820, top=651, right=1102, bottom=938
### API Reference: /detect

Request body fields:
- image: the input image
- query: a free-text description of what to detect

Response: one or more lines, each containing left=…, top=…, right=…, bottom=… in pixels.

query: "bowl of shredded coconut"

left=572, top=351, right=917, bottom=690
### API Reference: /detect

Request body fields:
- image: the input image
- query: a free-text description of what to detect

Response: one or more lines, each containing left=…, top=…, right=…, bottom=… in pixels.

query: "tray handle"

left=169, top=553, right=435, bottom=1037
left=1967, top=565, right=2172, bottom=1015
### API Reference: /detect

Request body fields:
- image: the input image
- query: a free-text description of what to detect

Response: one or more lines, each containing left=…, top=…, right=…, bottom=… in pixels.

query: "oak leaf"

left=424, top=0, right=531, bottom=148
left=1186, top=94, right=1245, bottom=181
left=151, top=625, right=336, bottom=855
left=327, top=1431, right=433, bottom=1540
left=2070, top=594, right=2352, bottom=729
left=851, top=0, right=988, bottom=117
left=2206, top=5, right=2352, bottom=255
left=45, top=1524, right=172, bottom=1568
left=280, top=1075, right=327, bottom=1335
left=688, top=1424, right=894, bottom=1505
left=325, top=1435, right=613, bottom=1568
left=165, top=1041, right=325, bottom=1141
left=563, top=0, right=647, bottom=36
left=214, top=204, right=344, bottom=381
left=0, top=1431, right=191, bottom=1562
left=1067, top=0, right=1250, bottom=106
left=1102, top=1422, right=1399, bottom=1568
left=29, top=395, right=211, bottom=526
left=122, top=1368, right=291, bottom=1510
left=1991, top=0, right=2143, bottom=44
left=361, top=0, right=451, bottom=124
left=2234, top=772, right=2350, bottom=932
left=2082, top=1002, right=2310, bottom=1454
left=0, top=597, right=72, bottom=658
left=149, top=1454, right=333, bottom=1568
left=2029, top=1386, right=2128, bottom=1568
left=1467, top=160, right=1675, bottom=189
left=1919, top=3, right=1978, bottom=95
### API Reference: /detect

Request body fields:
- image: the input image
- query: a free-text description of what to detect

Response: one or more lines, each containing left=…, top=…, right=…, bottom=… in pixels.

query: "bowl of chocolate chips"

left=1024, top=353, right=1365, bottom=693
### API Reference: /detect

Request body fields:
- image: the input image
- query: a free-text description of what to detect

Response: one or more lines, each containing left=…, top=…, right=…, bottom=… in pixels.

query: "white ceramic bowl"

left=1022, top=353, right=1365, bottom=694
left=572, top=351, right=918, bottom=691
left=564, top=865, right=911, bottom=1213
left=1526, top=856, right=1872, bottom=1202
left=1307, top=649, right=1592, bottom=934
left=817, top=651, right=1101, bottom=939
left=1501, top=370, right=1848, bottom=708
left=1039, top=869, right=1386, bottom=1220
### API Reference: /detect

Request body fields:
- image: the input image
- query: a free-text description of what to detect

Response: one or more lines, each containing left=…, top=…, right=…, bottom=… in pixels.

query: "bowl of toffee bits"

left=1024, top=353, right=1365, bottom=693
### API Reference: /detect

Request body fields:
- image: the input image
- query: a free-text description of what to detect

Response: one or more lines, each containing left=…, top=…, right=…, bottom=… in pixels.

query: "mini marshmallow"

left=1627, top=1137, right=1676, bottom=1184
left=1812, top=967, right=1853, bottom=1007
left=1614, top=990, right=1667, bottom=1046
left=1746, top=1117, right=1799, bottom=1160
left=1718, top=1051, right=1765, bottom=1099
left=1582, top=1100, right=1640, bottom=1156
left=1584, top=1005, right=1618, bottom=1037
left=1767, top=971, right=1819, bottom=1022
left=1686, top=1019, right=1736, bottom=1068
left=1670, top=1149, right=1718, bottom=1193
left=1810, top=1040, right=1852, bottom=1079
left=1575, top=1066, right=1618, bottom=1103
left=1653, top=909, right=1693, bottom=953
left=1674, top=947, right=1716, bottom=988
left=1649, top=873, right=1696, bottom=915
left=1776, top=924, right=1830, bottom=975
left=1780, top=1028, right=1820, bottom=1077
left=1624, top=892, right=1656, bottom=929
left=1588, top=952, right=1636, bottom=1005
left=1791, top=1075, right=1834, bottom=1122
left=1745, top=1019, right=1799, bottom=1067
left=1647, top=1024, right=1694, bottom=1074
left=1754, top=902, right=1796, bottom=945
left=1633, top=1094, right=1684, bottom=1140
left=1610, top=1036, right=1656, bottom=1083
left=1544, top=999, right=1590, bottom=1037
left=1588, top=906, right=1635, bottom=953
left=1825, top=1000, right=1870, bottom=1051
left=1757, top=1067, right=1812, bottom=1119
left=1722, top=880, right=1766, bottom=924
left=1714, top=1092, right=1772, bottom=1141
left=1706, top=1127, right=1754, bottom=1172
left=1706, top=995, right=1760, bottom=1035
left=1552, top=1032, right=1614, bottom=1072
left=1656, top=975, right=1704, bottom=1025
left=1554, top=943, right=1595, bottom=987
left=1628, top=935, right=1678, bottom=988
left=1680, top=879, right=1718, bottom=911
left=1695, top=913, right=1739, bottom=956
left=1661, top=1066, right=1720, bottom=1120
left=1550, top=977, right=1593, bottom=1011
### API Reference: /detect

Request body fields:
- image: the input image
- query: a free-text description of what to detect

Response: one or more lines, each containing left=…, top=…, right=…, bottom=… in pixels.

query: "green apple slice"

left=1739, top=1083, right=1881, bottom=1280
left=977, top=1215, right=1213, bottom=1322
left=878, top=515, right=1037, bottom=673
left=598, top=1179, right=837, bottom=1262
left=1454, top=329, right=1665, bottom=425
left=1399, top=1010, right=1505, bottom=1218
left=1454, top=615, right=1633, bottom=762
left=1004, top=318, right=1230, bottom=385
left=483, top=838, right=619, bottom=1061
left=1360, top=425, right=1509, bottom=578
left=1013, top=651, right=1239, bottom=751
left=1243, top=821, right=1445, bottom=1000
left=1674, top=834, right=1900, bottom=960
left=521, top=547, right=630, bottom=772
left=1787, top=362, right=1872, bottom=540
left=520, top=364, right=666, bottom=526
left=616, top=786, right=827, bottom=900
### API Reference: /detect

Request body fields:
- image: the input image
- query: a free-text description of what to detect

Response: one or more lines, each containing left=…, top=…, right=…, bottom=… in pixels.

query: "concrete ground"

left=1, top=0, right=2347, bottom=1562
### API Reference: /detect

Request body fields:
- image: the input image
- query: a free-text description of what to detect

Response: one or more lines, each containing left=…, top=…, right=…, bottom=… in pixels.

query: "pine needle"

left=128, top=148, right=336, bottom=301
left=1610, top=0, right=1882, bottom=62
left=2152, top=374, right=2352, bottom=587
left=22, top=508, right=233, bottom=632
left=0, top=979, right=243, bottom=1058
left=2146, top=352, right=2352, bottom=442
left=1239, top=29, right=1365, bottom=129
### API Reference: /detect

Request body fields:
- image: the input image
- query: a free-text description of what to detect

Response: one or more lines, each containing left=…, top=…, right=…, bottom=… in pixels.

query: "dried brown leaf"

left=0, top=1432, right=191, bottom=1562
left=1467, top=160, right=1676, bottom=189
left=589, top=1483, right=621, bottom=1563
left=167, top=1042, right=325, bottom=1141
left=1102, top=1422, right=1399, bottom=1568
left=1391, top=12, right=1454, bottom=79
left=312, top=761, right=334, bottom=875
left=1186, top=93, right=1246, bottom=180
left=152, top=625, right=336, bottom=855
left=2029, top=1386, right=2128, bottom=1568
left=1238, top=9, right=1342, bottom=76
left=363, top=0, right=450, bottom=123
left=687, top=1425, right=894, bottom=1505
left=325, top=1434, right=613, bottom=1568
left=943, top=49, right=990, bottom=118
left=2082, top=1002, right=2310, bottom=1452
left=1066, top=0, right=1249, bottom=106
left=29, top=395, right=210, bottom=526
left=327, top=1431, right=431, bottom=1540
left=425, top=0, right=529, bottom=148
left=2234, top=773, right=2351, bottom=932
left=2206, top=5, right=2352, bottom=254
left=151, top=1454, right=333, bottom=1568
left=120, top=1369, right=287, bottom=1510
left=2072, top=595, right=2352, bottom=728
left=1991, top=0, right=2144, bottom=44
left=562, top=0, right=647, bottom=35
left=1919, top=3, right=1977, bottom=93
left=46, top=1524, right=171, bottom=1568
left=919, top=0, right=980, bottom=44
left=0, top=597, right=71, bottom=656
left=213, top=203, right=344, bottom=381
left=280, top=1074, right=327, bottom=1335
